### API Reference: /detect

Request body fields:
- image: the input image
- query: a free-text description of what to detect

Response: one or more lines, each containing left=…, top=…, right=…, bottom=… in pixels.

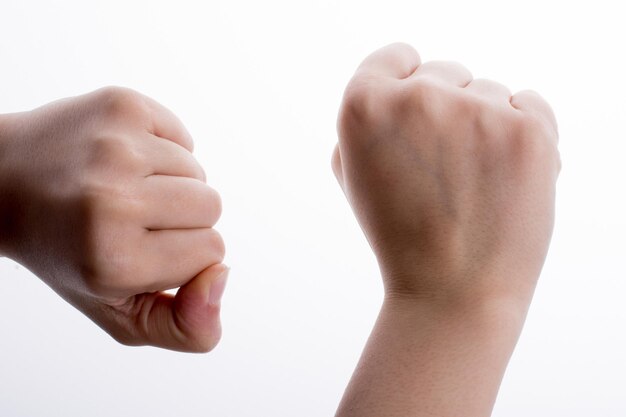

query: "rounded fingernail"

left=208, top=268, right=229, bottom=307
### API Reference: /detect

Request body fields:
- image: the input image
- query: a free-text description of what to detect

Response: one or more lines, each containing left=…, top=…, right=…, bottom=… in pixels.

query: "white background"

left=1, top=1, right=625, bottom=416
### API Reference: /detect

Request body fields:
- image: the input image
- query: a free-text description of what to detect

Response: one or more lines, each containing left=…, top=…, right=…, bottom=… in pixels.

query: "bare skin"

left=332, top=44, right=560, bottom=417
left=0, top=87, right=227, bottom=353
left=0, top=44, right=559, bottom=412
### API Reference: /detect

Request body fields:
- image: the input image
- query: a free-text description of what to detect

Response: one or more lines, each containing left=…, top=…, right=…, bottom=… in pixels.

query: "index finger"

left=355, top=43, right=421, bottom=80
left=143, top=95, right=195, bottom=152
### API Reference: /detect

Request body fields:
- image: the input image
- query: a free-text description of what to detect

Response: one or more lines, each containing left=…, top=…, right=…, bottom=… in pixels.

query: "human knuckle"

left=406, top=76, right=438, bottom=97
left=339, top=76, right=380, bottom=127
left=95, top=86, right=149, bottom=121
left=507, top=113, right=558, bottom=163
left=388, top=42, right=417, bottom=54
left=443, top=59, right=466, bottom=70
left=396, top=78, right=442, bottom=114
left=478, top=78, right=510, bottom=94
left=519, top=89, right=542, bottom=101
left=98, top=86, right=143, bottom=107
left=441, top=60, right=469, bottom=74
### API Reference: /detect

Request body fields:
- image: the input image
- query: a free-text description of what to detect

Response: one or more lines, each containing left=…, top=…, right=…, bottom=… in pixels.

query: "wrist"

left=383, top=291, right=529, bottom=330
left=382, top=272, right=533, bottom=339
left=380, top=257, right=538, bottom=320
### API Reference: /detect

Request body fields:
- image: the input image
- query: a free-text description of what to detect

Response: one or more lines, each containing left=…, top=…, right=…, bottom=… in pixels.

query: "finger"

left=141, top=175, right=222, bottom=230
left=355, top=42, right=421, bottom=80
left=140, top=228, right=225, bottom=293
left=130, top=263, right=229, bottom=352
left=331, top=144, right=344, bottom=186
left=510, top=90, right=558, bottom=137
left=410, top=60, right=473, bottom=87
left=464, top=78, right=512, bottom=103
left=143, top=96, right=195, bottom=152
left=139, top=134, right=206, bottom=182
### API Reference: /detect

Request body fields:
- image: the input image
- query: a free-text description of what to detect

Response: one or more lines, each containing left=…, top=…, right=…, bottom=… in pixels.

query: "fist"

left=0, top=87, right=226, bottom=352
left=332, top=44, right=560, bottom=308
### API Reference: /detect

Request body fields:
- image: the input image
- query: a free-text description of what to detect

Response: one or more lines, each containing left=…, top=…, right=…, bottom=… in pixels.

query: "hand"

left=0, top=87, right=226, bottom=352
left=332, top=43, right=561, bottom=417
left=332, top=43, right=560, bottom=310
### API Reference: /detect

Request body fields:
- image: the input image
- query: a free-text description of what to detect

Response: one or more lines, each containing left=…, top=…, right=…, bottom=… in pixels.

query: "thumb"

left=131, top=263, right=230, bottom=352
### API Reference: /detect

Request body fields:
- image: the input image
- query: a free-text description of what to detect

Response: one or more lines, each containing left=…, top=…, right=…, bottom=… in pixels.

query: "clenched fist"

left=0, top=87, right=226, bottom=352
left=332, top=44, right=560, bottom=310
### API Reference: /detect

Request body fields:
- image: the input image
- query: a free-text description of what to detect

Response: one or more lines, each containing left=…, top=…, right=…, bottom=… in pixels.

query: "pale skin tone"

left=332, top=43, right=559, bottom=416
left=0, top=87, right=228, bottom=353
left=0, top=43, right=559, bottom=415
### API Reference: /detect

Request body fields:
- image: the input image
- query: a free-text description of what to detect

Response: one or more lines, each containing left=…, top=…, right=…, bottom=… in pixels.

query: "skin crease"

left=332, top=44, right=560, bottom=417
left=0, top=87, right=228, bottom=353
left=0, top=44, right=558, bottom=415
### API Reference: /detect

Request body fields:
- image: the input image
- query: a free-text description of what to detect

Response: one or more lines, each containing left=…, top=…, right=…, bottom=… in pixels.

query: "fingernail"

left=208, top=268, right=229, bottom=307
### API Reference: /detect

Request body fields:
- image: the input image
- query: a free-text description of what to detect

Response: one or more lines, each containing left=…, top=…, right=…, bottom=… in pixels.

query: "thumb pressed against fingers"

left=174, top=263, right=230, bottom=344
left=135, top=264, right=230, bottom=353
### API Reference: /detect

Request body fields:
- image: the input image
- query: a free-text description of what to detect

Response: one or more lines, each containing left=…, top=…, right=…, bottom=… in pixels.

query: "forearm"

left=334, top=43, right=557, bottom=417
left=336, top=294, right=530, bottom=417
